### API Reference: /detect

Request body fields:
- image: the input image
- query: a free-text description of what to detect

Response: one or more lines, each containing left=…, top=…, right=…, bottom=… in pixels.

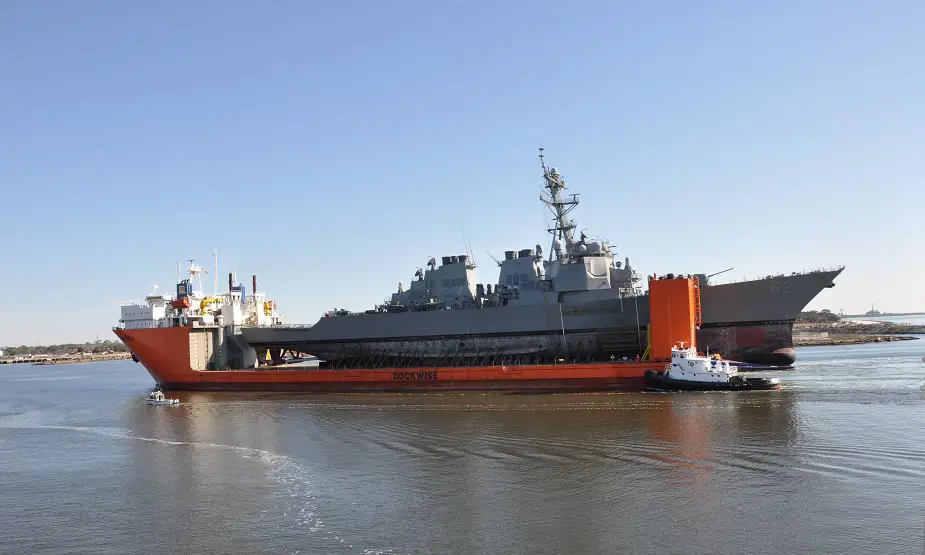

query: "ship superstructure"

left=119, top=285, right=172, bottom=330
left=384, top=149, right=641, bottom=317
left=120, top=265, right=282, bottom=330
left=165, top=264, right=282, bottom=329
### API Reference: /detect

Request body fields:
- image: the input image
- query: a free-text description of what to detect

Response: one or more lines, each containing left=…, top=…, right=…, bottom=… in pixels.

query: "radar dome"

left=589, top=241, right=601, bottom=253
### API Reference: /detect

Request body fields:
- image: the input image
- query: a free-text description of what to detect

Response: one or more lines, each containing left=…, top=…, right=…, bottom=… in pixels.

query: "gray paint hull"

left=241, top=269, right=842, bottom=366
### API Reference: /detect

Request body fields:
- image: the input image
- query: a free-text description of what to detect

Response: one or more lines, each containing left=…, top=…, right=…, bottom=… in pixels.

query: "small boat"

left=645, top=344, right=781, bottom=391
left=145, top=389, right=180, bottom=405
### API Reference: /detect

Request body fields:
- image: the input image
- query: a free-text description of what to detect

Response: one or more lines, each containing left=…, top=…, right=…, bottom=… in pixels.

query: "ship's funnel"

left=228, top=273, right=233, bottom=293
left=253, top=275, right=257, bottom=299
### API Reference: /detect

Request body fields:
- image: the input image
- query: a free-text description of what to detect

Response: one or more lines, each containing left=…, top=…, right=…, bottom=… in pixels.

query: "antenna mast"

left=186, top=259, right=206, bottom=294
left=538, top=148, right=580, bottom=262
left=461, top=226, right=476, bottom=268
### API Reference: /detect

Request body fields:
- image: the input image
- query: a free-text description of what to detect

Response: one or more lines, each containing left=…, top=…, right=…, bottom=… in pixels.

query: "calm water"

left=1, top=342, right=923, bottom=555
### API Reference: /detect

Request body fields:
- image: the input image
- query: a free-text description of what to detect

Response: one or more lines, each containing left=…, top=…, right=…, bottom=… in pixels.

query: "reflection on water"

left=1, top=340, right=923, bottom=555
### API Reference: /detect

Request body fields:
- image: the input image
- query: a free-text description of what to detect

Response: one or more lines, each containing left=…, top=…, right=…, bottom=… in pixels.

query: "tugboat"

left=645, top=343, right=781, bottom=391
left=145, top=388, right=180, bottom=405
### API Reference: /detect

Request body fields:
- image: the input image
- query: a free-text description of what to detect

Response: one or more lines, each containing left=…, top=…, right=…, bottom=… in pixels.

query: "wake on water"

left=0, top=421, right=398, bottom=554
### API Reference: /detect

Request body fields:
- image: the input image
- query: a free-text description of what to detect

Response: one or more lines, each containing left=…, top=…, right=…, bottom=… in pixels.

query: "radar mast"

left=538, top=148, right=580, bottom=262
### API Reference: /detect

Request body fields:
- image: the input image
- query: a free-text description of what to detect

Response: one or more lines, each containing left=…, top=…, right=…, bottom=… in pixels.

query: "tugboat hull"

left=644, top=370, right=781, bottom=391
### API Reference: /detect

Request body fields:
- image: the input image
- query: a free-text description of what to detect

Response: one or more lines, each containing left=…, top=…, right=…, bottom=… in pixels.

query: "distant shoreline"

left=842, top=312, right=925, bottom=318
left=0, top=353, right=131, bottom=366
left=795, top=335, right=918, bottom=347
left=794, top=320, right=924, bottom=347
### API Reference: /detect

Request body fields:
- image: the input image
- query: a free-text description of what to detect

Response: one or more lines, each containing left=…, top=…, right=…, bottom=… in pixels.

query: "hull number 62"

left=771, top=280, right=792, bottom=294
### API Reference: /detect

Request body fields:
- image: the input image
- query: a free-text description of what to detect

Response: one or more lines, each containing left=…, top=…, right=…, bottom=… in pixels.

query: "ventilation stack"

left=648, top=276, right=702, bottom=360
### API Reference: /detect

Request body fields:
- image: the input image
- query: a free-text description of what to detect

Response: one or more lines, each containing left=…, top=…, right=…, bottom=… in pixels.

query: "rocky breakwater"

left=0, top=353, right=133, bottom=366
left=793, top=322, right=925, bottom=347
left=36, top=353, right=133, bottom=365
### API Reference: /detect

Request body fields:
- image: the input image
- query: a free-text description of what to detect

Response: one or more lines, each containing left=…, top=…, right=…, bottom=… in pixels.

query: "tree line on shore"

left=796, top=309, right=840, bottom=323
left=796, top=310, right=925, bottom=333
left=1, top=340, right=128, bottom=357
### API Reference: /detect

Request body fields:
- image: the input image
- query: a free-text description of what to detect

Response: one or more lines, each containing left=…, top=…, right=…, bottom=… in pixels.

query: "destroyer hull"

left=241, top=321, right=796, bottom=366
left=240, top=269, right=842, bottom=366
left=114, top=327, right=662, bottom=392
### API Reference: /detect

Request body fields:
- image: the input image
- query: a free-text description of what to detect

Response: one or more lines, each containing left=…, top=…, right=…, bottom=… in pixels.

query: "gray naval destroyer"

left=242, top=150, right=843, bottom=367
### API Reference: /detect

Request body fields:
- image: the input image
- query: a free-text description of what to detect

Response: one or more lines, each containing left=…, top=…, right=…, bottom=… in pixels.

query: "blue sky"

left=1, top=1, right=921, bottom=344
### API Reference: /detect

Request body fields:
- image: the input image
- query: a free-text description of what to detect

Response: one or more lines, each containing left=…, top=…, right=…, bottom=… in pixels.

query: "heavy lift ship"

left=115, top=270, right=706, bottom=393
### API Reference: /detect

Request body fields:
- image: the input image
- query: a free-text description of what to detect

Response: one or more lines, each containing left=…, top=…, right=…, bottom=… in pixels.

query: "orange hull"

left=115, top=327, right=665, bottom=392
